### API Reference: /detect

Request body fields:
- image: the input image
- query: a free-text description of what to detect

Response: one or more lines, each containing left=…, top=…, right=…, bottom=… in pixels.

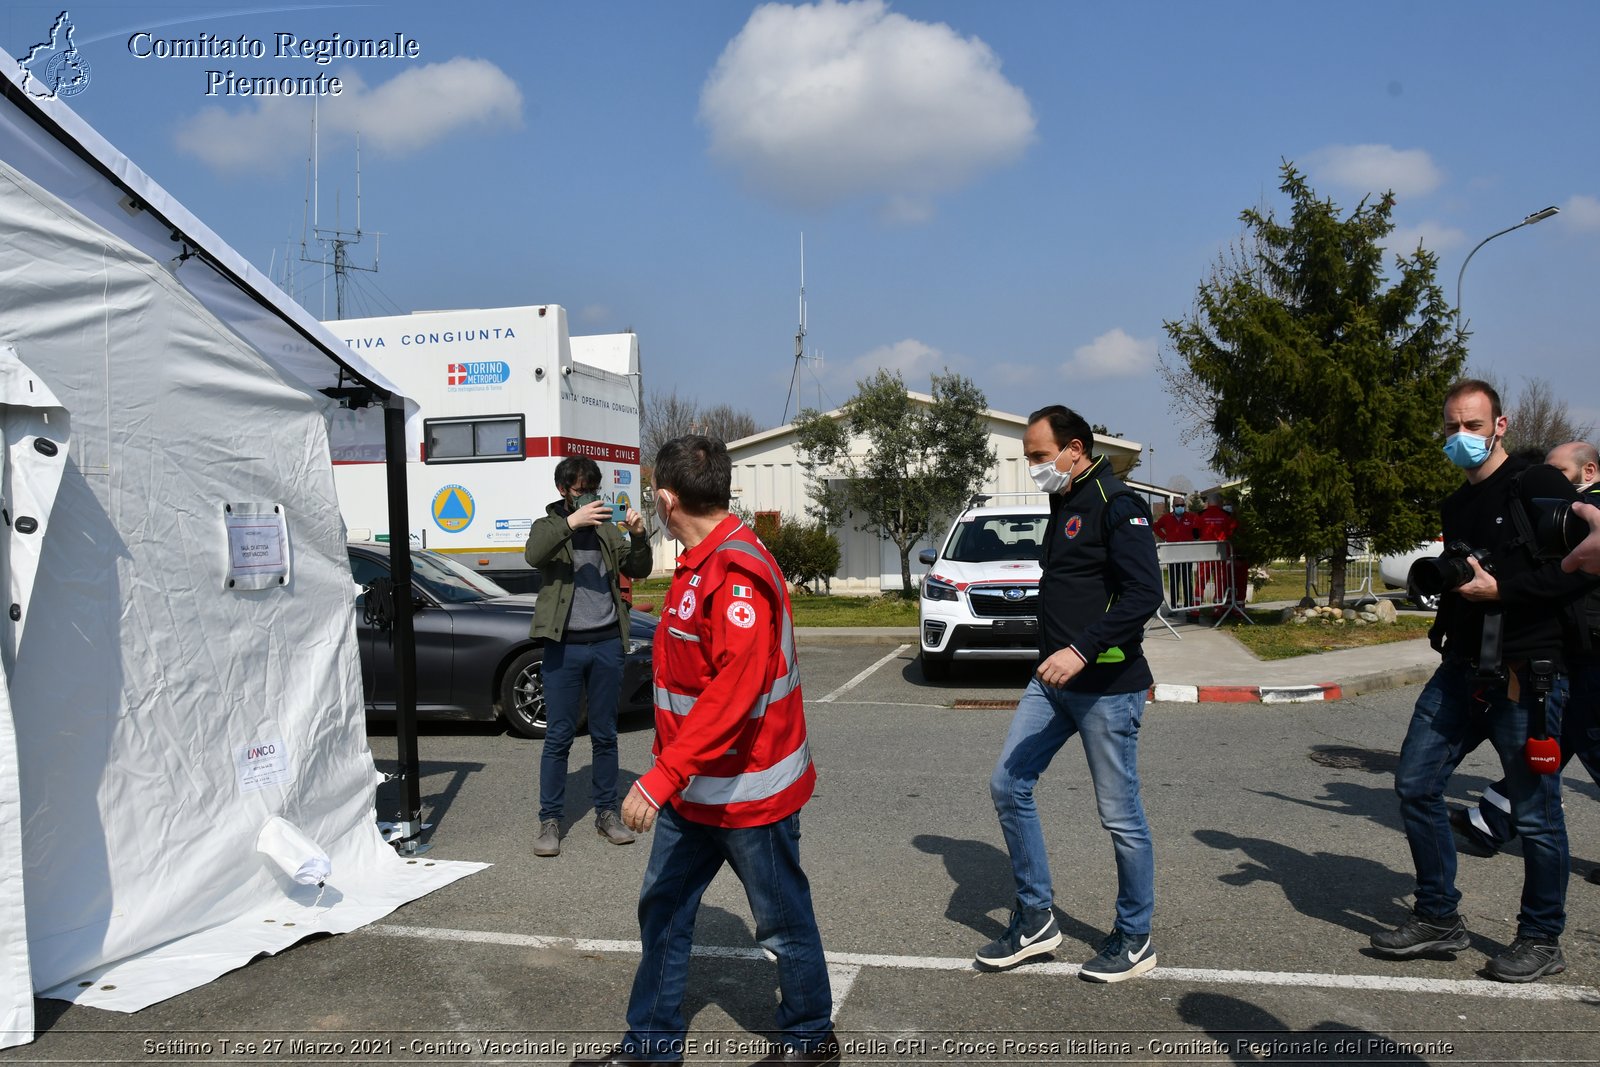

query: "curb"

left=1150, top=683, right=1342, bottom=704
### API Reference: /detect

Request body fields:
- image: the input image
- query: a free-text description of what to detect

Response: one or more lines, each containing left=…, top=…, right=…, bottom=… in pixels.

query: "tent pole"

left=383, top=394, right=425, bottom=852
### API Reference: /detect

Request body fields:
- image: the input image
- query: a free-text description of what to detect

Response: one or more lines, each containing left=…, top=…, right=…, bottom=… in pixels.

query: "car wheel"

left=500, top=648, right=592, bottom=739
left=920, top=651, right=951, bottom=682
left=1406, top=585, right=1440, bottom=612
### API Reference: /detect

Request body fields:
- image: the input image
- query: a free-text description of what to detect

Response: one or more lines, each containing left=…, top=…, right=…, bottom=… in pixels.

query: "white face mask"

left=1029, top=451, right=1074, bottom=494
left=654, top=489, right=674, bottom=531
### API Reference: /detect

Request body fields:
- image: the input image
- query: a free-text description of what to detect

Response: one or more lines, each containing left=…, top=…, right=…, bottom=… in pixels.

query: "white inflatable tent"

left=0, top=48, right=483, bottom=1049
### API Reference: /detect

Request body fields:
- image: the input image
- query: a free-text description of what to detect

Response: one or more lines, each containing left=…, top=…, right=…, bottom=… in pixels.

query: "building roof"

left=728, top=391, right=1144, bottom=473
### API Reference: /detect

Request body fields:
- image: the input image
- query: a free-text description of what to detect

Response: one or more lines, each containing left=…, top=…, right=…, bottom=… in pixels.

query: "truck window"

left=424, top=414, right=526, bottom=463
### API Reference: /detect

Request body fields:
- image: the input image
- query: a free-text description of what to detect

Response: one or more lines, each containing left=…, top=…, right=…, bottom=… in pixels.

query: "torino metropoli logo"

left=126, top=28, right=423, bottom=97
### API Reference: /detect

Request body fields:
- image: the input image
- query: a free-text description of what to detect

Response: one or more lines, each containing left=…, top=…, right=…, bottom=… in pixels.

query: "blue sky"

left=8, top=1, right=1599, bottom=491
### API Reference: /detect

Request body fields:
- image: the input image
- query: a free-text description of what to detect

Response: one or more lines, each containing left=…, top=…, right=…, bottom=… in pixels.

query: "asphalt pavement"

left=9, top=641, right=1600, bottom=1066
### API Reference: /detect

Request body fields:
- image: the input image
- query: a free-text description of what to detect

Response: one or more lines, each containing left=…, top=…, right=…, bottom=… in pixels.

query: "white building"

left=651, top=394, right=1142, bottom=593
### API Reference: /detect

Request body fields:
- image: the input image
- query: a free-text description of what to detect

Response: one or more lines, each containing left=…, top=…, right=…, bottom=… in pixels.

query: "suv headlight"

left=627, top=638, right=651, bottom=655
left=921, top=575, right=958, bottom=602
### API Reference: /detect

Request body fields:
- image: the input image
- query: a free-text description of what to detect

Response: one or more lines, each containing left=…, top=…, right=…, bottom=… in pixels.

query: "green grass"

left=1222, top=608, right=1433, bottom=660
left=631, top=580, right=919, bottom=627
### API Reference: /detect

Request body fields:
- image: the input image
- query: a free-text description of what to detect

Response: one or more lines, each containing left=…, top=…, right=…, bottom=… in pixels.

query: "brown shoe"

left=596, top=809, right=636, bottom=845
left=533, top=818, right=562, bottom=857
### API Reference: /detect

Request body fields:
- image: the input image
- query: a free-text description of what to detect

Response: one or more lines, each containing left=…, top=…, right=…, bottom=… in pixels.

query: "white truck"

left=325, top=304, right=643, bottom=584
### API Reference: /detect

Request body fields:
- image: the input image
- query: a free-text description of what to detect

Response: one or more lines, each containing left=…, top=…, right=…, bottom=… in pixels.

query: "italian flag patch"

left=731, top=583, right=754, bottom=599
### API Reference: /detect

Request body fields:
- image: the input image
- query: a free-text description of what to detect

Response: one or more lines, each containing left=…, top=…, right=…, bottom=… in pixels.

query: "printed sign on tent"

left=223, top=503, right=290, bottom=590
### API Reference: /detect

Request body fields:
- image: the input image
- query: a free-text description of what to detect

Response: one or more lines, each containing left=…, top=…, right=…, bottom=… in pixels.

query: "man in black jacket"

left=1372, top=381, right=1587, bottom=982
left=1451, top=441, right=1600, bottom=866
left=978, top=405, right=1164, bottom=983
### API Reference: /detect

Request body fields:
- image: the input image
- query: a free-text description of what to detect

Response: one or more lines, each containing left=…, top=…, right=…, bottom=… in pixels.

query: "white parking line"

left=814, top=644, right=910, bottom=703
left=370, top=924, right=1600, bottom=1004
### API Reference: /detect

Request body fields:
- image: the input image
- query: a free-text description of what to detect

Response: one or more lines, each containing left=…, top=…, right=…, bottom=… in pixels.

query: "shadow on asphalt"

left=1192, top=828, right=1417, bottom=938
left=910, top=834, right=1104, bottom=951
left=899, top=658, right=1034, bottom=690
left=373, top=757, right=486, bottom=839
left=1176, top=991, right=1429, bottom=1064
left=684, top=905, right=788, bottom=1042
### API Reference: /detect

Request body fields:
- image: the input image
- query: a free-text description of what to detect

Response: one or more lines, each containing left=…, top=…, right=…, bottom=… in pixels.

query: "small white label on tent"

left=223, top=502, right=291, bottom=590
left=237, top=738, right=290, bottom=792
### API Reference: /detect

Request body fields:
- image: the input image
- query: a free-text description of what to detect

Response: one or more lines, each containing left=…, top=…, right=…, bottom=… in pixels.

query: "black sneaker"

left=1485, top=937, right=1565, bottom=983
left=1448, top=805, right=1499, bottom=858
left=975, top=906, right=1061, bottom=970
left=1369, top=913, right=1469, bottom=958
left=1079, top=930, right=1157, bottom=983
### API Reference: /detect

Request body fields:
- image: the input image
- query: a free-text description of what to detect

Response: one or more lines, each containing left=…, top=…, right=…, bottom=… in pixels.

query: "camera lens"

left=1408, top=554, right=1474, bottom=597
left=1529, top=498, right=1588, bottom=559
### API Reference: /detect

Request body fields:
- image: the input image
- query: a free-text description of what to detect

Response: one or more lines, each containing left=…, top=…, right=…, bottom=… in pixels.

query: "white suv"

left=917, top=495, right=1050, bottom=681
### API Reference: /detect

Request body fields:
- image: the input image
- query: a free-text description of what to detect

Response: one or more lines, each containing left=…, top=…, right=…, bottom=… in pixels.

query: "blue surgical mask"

left=1443, top=431, right=1494, bottom=470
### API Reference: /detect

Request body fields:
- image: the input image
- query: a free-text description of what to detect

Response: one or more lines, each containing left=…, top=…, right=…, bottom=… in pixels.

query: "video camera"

left=1408, top=542, right=1493, bottom=597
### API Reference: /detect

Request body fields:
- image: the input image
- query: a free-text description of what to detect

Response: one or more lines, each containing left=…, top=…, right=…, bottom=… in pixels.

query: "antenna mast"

left=782, top=234, right=808, bottom=424
left=300, top=115, right=382, bottom=320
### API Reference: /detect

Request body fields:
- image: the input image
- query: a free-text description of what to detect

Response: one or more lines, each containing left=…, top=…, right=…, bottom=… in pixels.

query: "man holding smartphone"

left=525, top=457, right=653, bottom=857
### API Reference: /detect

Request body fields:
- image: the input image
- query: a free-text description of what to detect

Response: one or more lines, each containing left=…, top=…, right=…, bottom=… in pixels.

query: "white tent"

left=0, top=49, right=483, bottom=1048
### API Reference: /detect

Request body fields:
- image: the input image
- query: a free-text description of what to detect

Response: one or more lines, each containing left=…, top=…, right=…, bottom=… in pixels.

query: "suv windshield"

left=944, top=514, right=1048, bottom=563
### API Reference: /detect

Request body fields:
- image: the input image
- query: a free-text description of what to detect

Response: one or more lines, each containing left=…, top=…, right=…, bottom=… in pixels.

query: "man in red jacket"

left=574, top=435, right=837, bottom=1067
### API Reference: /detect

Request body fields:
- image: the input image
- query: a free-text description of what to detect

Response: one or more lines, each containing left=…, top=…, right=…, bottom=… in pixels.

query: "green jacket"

left=523, top=500, right=654, bottom=643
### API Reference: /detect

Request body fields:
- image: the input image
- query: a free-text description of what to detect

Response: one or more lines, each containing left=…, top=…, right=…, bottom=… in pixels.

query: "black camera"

left=1527, top=498, right=1590, bottom=559
left=1408, top=541, right=1493, bottom=597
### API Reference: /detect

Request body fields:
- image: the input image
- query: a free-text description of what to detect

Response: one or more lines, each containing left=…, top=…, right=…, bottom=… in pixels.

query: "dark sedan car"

left=347, top=542, right=656, bottom=738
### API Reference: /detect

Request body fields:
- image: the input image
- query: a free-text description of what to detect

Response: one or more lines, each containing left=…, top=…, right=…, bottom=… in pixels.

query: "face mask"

left=1443, top=431, right=1495, bottom=470
left=654, top=489, right=674, bottom=530
left=1222, top=505, right=1233, bottom=514
left=1172, top=506, right=1185, bottom=516
left=1029, top=451, right=1075, bottom=494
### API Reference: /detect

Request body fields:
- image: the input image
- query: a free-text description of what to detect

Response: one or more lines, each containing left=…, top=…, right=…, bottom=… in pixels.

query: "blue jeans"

left=990, top=680, right=1155, bottom=935
left=1476, top=656, right=1600, bottom=845
left=1395, top=661, right=1568, bottom=939
left=622, top=804, right=833, bottom=1060
left=538, top=637, right=623, bottom=821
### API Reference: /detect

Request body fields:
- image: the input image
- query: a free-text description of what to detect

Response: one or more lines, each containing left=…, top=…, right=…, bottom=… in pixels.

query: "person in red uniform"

left=1153, top=496, right=1197, bottom=607
left=1194, top=492, right=1239, bottom=606
left=574, top=435, right=838, bottom=1067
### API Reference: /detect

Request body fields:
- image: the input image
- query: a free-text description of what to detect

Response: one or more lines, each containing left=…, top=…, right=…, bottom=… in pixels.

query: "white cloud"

left=1064, top=329, right=1157, bottom=381
left=1385, top=220, right=1467, bottom=255
left=842, top=338, right=955, bottom=383
left=699, top=0, right=1035, bottom=220
left=175, top=58, right=523, bottom=173
left=1304, top=144, right=1443, bottom=198
left=1562, top=194, right=1600, bottom=232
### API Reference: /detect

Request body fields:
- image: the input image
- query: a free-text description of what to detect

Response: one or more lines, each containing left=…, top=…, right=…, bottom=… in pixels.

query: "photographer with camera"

left=525, top=456, right=653, bottom=858
left=1451, top=443, right=1600, bottom=867
left=1372, top=381, right=1589, bottom=983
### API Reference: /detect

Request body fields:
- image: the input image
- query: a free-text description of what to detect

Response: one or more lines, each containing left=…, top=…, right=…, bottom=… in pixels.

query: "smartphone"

left=573, top=492, right=611, bottom=514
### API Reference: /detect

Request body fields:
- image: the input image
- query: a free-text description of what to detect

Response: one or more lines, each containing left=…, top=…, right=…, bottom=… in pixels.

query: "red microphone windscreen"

left=1525, top=736, right=1561, bottom=775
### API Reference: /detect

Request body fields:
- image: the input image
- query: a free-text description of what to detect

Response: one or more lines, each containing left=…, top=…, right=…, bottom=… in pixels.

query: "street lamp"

left=1455, top=205, right=1560, bottom=331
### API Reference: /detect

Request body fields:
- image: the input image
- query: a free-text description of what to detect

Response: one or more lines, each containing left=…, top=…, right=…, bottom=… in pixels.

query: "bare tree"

left=698, top=403, right=761, bottom=444
left=641, top=387, right=701, bottom=467
left=1471, top=371, right=1594, bottom=458
left=641, top=390, right=766, bottom=468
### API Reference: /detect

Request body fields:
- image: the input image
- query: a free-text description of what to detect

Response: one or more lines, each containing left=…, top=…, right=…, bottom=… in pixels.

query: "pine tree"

left=1164, top=163, right=1466, bottom=606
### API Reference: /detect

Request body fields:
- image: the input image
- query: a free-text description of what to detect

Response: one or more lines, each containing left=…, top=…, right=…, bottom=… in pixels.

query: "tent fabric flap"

left=0, top=345, right=68, bottom=1050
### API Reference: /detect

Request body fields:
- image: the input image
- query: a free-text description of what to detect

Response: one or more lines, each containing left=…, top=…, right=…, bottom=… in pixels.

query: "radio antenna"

left=782, top=234, right=808, bottom=424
